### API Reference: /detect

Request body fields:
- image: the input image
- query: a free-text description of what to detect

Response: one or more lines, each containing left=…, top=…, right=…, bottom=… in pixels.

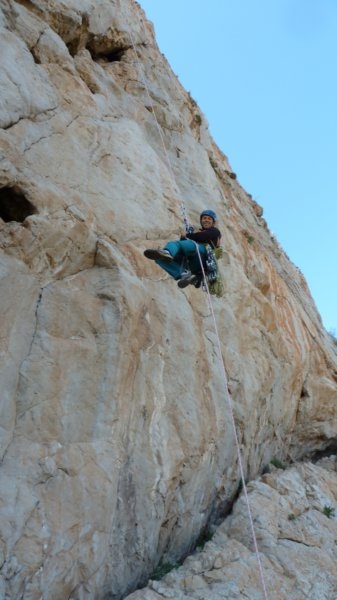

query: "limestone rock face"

left=0, top=1, right=336, bottom=599
left=126, top=459, right=337, bottom=600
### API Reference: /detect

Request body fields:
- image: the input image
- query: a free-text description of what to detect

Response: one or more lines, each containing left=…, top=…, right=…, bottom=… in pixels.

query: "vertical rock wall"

left=0, top=1, right=336, bottom=598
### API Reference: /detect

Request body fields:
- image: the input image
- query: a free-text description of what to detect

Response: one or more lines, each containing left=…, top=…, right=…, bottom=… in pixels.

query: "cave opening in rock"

left=0, top=187, right=37, bottom=223
left=88, top=43, right=129, bottom=63
left=100, top=48, right=126, bottom=62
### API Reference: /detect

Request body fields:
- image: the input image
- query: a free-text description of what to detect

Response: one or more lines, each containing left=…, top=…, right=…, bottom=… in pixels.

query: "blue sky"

left=139, top=0, right=337, bottom=333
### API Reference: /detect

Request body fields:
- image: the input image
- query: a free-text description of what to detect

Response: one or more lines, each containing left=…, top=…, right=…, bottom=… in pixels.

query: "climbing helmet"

left=200, top=209, right=217, bottom=222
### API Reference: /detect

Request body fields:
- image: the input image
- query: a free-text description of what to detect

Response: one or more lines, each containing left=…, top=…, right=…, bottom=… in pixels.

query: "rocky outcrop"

left=0, top=1, right=336, bottom=599
left=126, top=459, right=337, bottom=600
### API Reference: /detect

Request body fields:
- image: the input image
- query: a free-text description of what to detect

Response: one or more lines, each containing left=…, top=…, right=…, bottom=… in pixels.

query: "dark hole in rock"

left=66, top=41, right=78, bottom=58
left=0, top=187, right=37, bottom=223
left=68, top=41, right=127, bottom=62
left=310, top=442, right=337, bottom=463
left=90, top=47, right=127, bottom=63
left=101, top=48, right=125, bottom=62
left=300, top=386, right=309, bottom=399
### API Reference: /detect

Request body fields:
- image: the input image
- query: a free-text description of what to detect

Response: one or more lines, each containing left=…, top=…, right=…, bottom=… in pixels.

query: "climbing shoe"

left=144, top=248, right=173, bottom=262
left=177, top=271, right=197, bottom=288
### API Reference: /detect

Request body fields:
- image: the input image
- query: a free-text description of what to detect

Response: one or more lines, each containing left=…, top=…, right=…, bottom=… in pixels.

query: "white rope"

left=129, top=12, right=269, bottom=599
left=193, top=244, right=269, bottom=600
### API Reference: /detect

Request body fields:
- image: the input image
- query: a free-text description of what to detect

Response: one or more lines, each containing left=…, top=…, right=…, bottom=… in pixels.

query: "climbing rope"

left=193, top=245, right=269, bottom=599
left=128, top=11, right=269, bottom=599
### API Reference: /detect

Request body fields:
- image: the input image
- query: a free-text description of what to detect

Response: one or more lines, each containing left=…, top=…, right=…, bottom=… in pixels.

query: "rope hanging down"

left=128, top=16, right=269, bottom=600
left=194, top=241, right=269, bottom=600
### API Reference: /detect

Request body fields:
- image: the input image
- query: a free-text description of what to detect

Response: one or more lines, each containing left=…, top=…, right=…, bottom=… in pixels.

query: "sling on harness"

left=202, top=244, right=224, bottom=297
left=205, top=244, right=218, bottom=283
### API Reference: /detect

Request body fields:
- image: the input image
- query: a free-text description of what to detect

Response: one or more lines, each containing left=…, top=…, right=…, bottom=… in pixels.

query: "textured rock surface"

left=126, top=459, right=337, bottom=600
left=0, top=1, right=337, bottom=599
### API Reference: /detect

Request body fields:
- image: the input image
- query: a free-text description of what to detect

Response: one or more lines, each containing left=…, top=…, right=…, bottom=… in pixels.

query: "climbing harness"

left=128, top=15, right=270, bottom=600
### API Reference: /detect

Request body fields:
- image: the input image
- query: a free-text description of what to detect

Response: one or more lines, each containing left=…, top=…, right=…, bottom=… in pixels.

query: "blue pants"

left=155, top=239, right=207, bottom=280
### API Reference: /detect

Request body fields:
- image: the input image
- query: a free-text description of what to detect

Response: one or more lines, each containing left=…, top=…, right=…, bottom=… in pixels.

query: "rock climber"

left=144, top=209, right=221, bottom=288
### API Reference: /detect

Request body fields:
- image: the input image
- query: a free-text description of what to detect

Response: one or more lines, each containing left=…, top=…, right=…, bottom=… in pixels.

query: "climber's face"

left=201, top=215, right=214, bottom=229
